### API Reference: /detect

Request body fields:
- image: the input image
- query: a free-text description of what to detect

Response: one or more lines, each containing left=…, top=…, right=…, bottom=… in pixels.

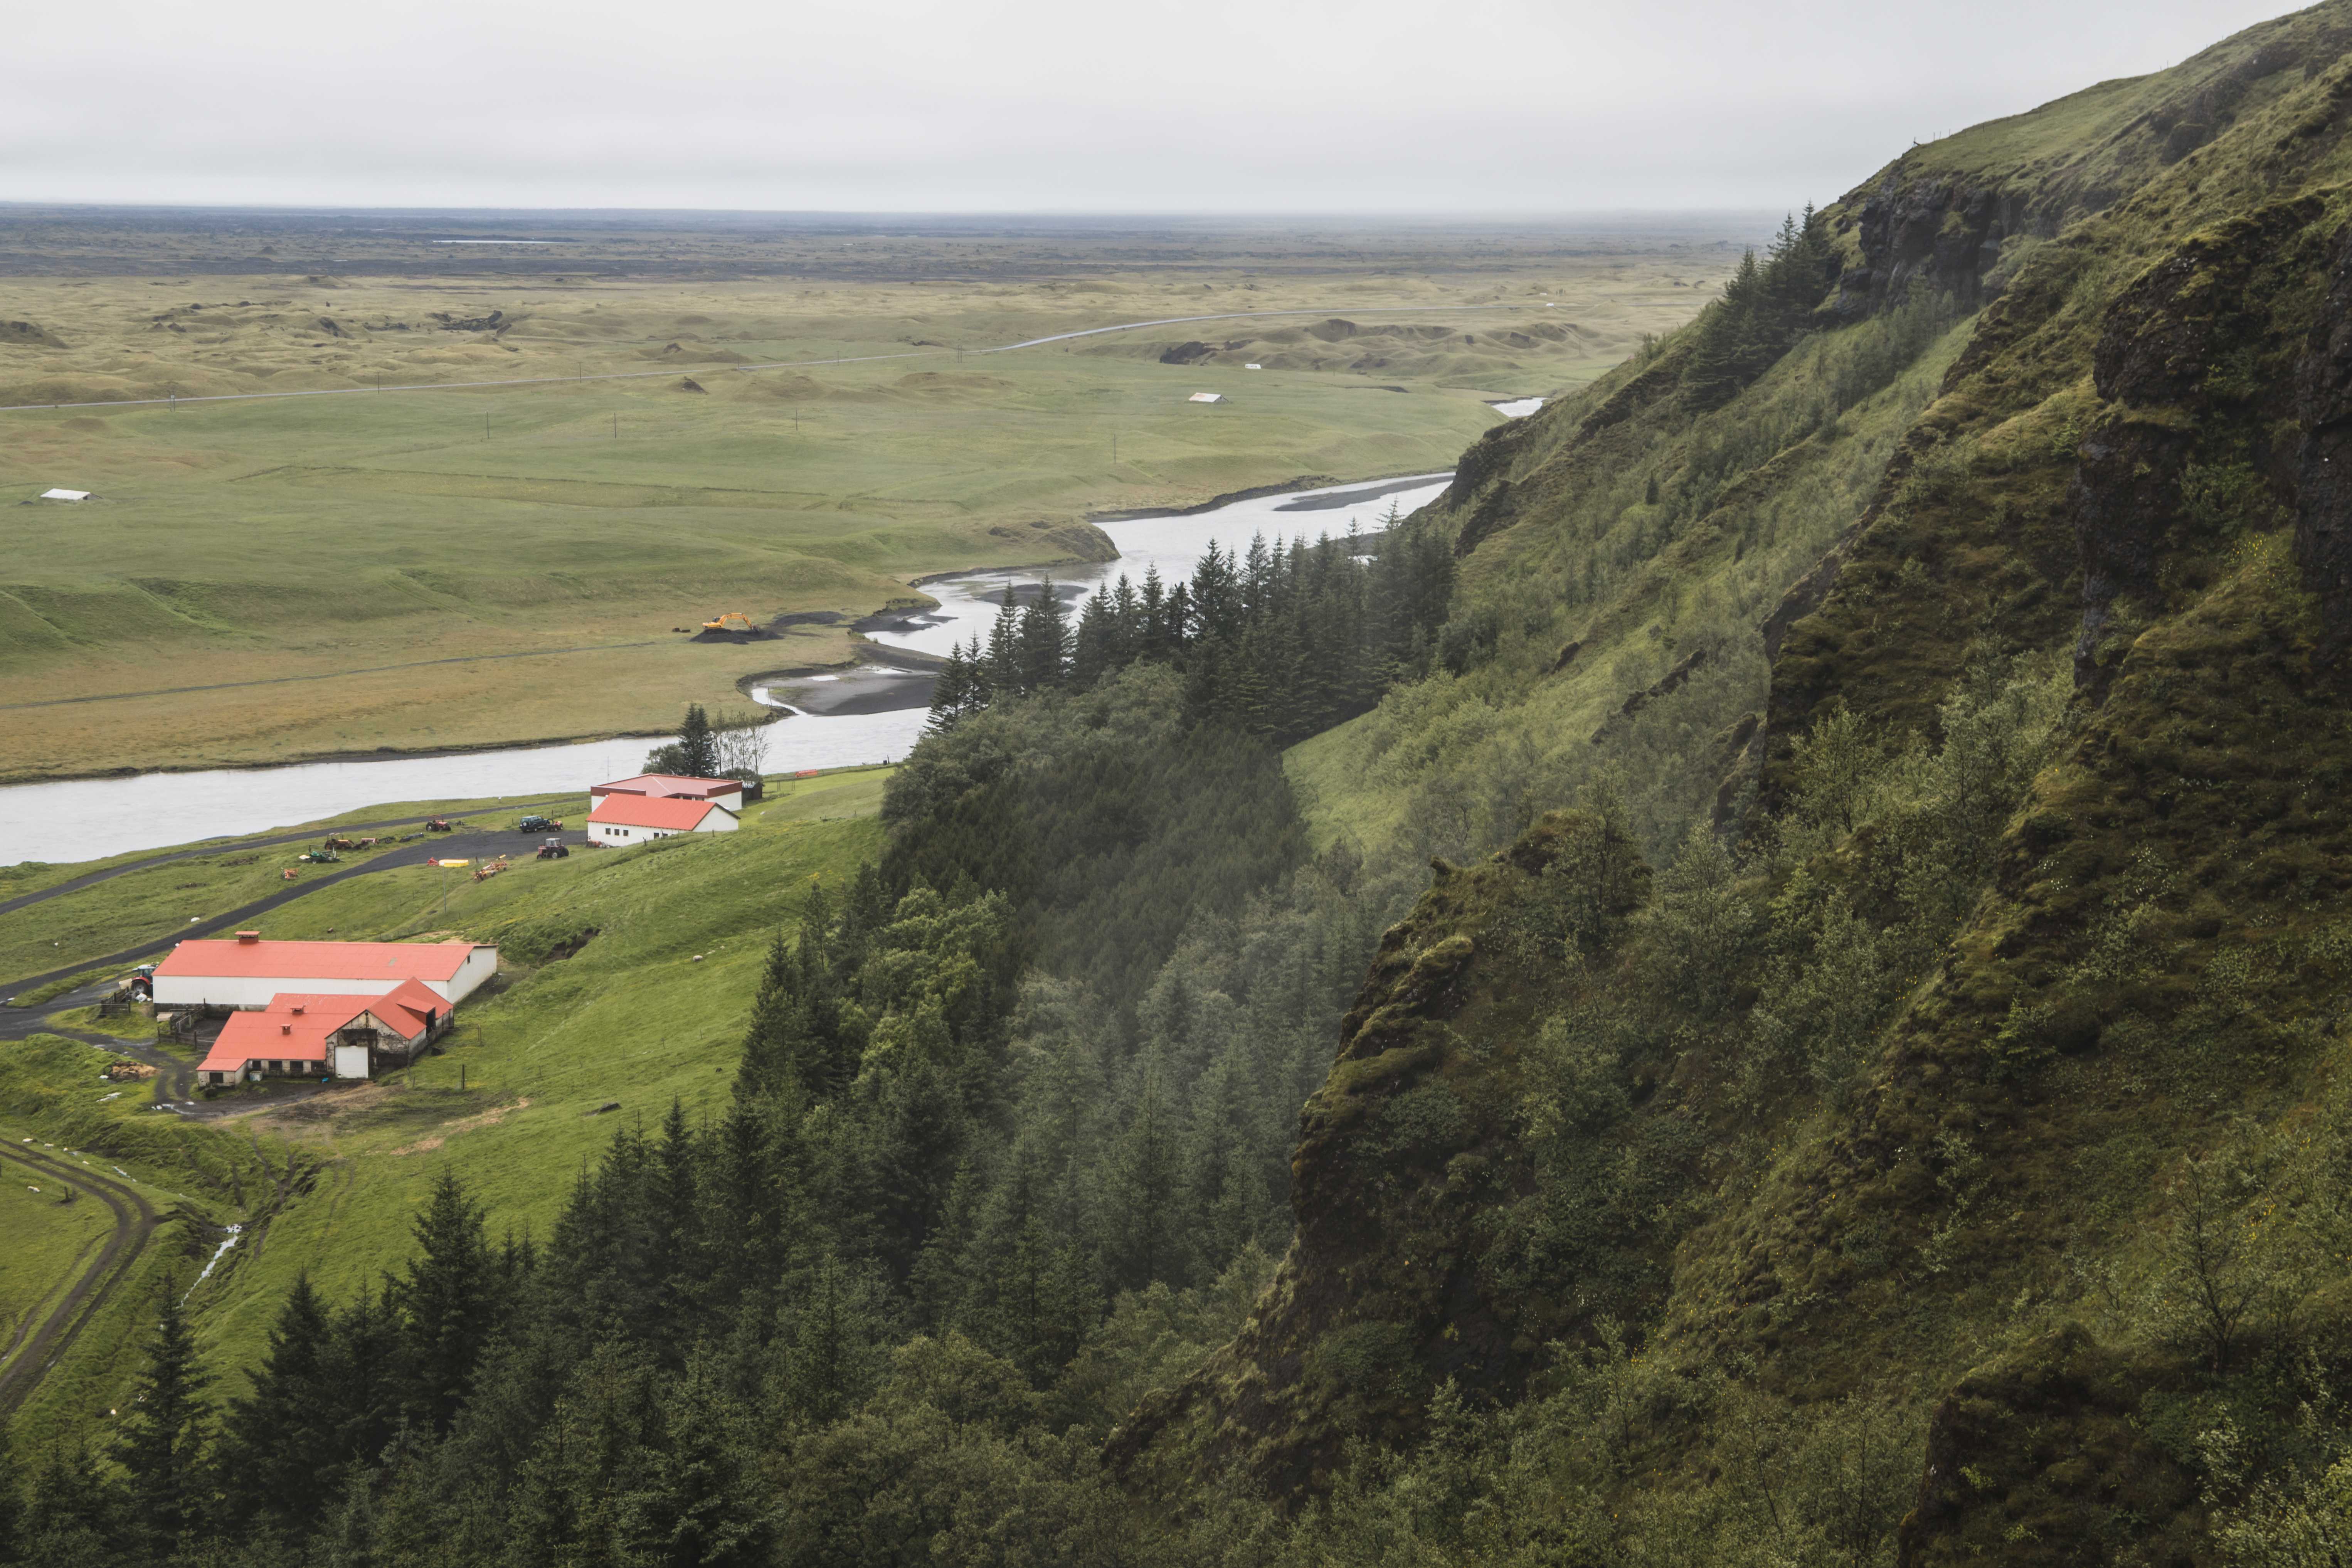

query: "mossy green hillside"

left=1169, top=6, right=2352, bottom=1556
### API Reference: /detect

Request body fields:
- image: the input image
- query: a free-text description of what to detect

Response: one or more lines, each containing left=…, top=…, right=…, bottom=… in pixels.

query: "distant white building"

left=1189, top=392, right=1224, bottom=403
left=38, top=488, right=90, bottom=501
left=587, top=793, right=739, bottom=846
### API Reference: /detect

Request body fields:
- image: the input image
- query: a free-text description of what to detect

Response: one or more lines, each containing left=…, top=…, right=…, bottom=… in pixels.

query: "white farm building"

left=587, top=793, right=739, bottom=846
left=152, top=934, right=498, bottom=1011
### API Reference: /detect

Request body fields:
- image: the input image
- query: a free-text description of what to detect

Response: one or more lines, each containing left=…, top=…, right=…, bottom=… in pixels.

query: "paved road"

left=0, top=1140, right=165, bottom=1418
left=0, top=801, right=560, bottom=923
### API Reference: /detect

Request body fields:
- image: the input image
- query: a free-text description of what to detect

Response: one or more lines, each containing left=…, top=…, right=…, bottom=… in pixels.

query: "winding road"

left=0, top=1140, right=165, bottom=1418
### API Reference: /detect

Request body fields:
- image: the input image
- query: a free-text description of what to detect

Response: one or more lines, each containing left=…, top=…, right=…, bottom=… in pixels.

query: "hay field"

left=0, top=217, right=1751, bottom=780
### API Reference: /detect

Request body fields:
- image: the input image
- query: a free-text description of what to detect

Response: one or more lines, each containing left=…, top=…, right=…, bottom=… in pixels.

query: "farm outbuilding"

left=153, top=933, right=498, bottom=1011
left=195, top=978, right=449, bottom=1085
left=587, top=792, right=739, bottom=846
left=38, top=488, right=91, bottom=501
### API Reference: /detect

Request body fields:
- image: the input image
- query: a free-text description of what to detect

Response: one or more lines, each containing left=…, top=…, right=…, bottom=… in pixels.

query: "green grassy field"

left=0, top=248, right=1730, bottom=782
left=0, top=765, right=893, bottom=1438
left=0, top=1170, right=118, bottom=1363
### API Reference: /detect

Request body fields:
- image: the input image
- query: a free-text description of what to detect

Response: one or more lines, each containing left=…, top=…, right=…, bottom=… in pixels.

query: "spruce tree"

left=221, top=1273, right=337, bottom=1527
left=22, top=1436, right=131, bottom=1563
left=115, top=1278, right=212, bottom=1551
left=676, top=704, right=718, bottom=778
left=397, top=1170, right=500, bottom=1434
left=325, top=1280, right=403, bottom=1482
left=986, top=587, right=1022, bottom=695
left=1016, top=575, right=1070, bottom=693
left=925, top=646, right=973, bottom=735
left=1070, top=592, right=1117, bottom=688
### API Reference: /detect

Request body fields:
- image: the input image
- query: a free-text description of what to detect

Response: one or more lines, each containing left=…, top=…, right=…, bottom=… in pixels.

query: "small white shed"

left=1188, top=393, right=1224, bottom=403
left=39, top=489, right=91, bottom=501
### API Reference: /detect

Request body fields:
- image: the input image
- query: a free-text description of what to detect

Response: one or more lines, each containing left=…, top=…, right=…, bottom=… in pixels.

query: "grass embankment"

left=0, top=768, right=892, bottom=1437
left=0, top=254, right=1726, bottom=781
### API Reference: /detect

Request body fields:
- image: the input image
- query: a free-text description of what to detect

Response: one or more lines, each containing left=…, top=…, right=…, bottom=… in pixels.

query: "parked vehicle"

left=298, top=849, right=340, bottom=865
left=426, top=819, right=454, bottom=833
left=517, top=815, right=562, bottom=833
left=535, top=837, right=570, bottom=860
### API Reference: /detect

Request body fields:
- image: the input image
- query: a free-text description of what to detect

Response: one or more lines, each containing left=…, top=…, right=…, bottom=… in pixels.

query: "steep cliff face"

left=1822, top=10, right=2351, bottom=320
left=1131, top=3, right=2352, bottom=1559
left=1108, top=811, right=1655, bottom=1499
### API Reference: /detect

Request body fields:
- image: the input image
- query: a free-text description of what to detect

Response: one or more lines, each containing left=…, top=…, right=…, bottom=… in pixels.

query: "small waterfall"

left=182, top=1224, right=245, bottom=1302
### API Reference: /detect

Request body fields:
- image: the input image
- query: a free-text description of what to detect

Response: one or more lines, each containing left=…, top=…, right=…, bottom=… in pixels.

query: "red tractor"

left=426, top=818, right=454, bottom=833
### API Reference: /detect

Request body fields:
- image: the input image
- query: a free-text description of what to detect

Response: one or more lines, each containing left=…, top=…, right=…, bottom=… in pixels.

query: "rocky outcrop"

left=1828, top=178, right=2034, bottom=321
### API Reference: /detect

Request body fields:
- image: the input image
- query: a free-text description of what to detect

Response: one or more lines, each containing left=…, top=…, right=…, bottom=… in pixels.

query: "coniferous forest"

left=29, top=10, right=2352, bottom=1557
left=924, top=515, right=1459, bottom=746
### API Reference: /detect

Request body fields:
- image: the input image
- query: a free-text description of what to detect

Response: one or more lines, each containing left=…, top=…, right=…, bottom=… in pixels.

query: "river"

left=0, top=459, right=1504, bottom=866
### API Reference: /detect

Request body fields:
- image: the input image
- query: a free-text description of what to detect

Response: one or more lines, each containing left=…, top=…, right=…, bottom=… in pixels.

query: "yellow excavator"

left=701, top=611, right=755, bottom=634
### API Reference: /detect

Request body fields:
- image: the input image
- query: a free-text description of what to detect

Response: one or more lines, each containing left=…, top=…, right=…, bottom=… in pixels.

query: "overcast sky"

left=0, top=0, right=2307, bottom=214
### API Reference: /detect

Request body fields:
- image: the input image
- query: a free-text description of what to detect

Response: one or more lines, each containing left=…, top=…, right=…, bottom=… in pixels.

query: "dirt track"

left=0, top=1140, right=166, bottom=1418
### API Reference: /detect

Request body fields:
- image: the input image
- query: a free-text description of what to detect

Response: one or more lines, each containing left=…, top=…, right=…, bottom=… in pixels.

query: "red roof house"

left=195, top=979, right=447, bottom=1085
left=587, top=792, right=739, bottom=846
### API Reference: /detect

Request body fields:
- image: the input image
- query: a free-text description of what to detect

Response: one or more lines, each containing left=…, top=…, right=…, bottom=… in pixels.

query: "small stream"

left=182, top=1223, right=245, bottom=1302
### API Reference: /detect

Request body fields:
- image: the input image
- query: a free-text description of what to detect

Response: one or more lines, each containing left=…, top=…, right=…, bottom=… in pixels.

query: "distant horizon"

left=0, top=201, right=1785, bottom=228
left=0, top=0, right=2298, bottom=215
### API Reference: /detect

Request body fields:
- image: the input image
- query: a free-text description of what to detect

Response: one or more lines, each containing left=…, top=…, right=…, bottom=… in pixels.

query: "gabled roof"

left=156, top=938, right=483, bottom=982
left=358, top=978, right=445, bottom=1039
left=199, top=994, right=368, bottom=1072
left=591, top=774, right=743, bottom=800
left=196, top=979, right=448, bottom=1074
left=588, top=794, right=724, bottom=831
